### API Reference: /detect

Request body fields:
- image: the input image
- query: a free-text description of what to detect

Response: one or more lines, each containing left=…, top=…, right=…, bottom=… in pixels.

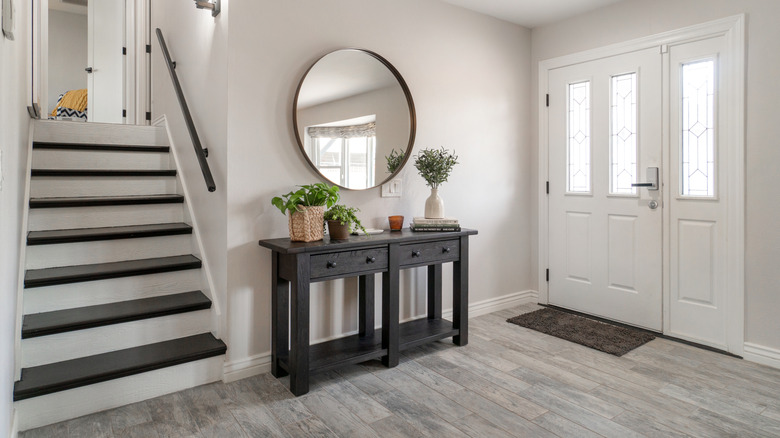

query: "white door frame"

left=125, top=0, right=152, bottom=124
left=538, top=15, right=745, bottom=355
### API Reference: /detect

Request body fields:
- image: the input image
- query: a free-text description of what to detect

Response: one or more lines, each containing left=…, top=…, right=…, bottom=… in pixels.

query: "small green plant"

left=324, top=204, right=368, bottom=234
left=385, top=148, right=406, bottom=174
left=413, top=147, right=459, bottom=189
left=271, top=183, right=340, bottom=215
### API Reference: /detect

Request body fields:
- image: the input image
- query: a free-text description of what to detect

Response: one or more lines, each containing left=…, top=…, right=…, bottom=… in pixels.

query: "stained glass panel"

left=568, top=81, right=591, bottom=193
left=610, top=73, right=637, bottom=194
left=681, top=60, right=715, bottom=197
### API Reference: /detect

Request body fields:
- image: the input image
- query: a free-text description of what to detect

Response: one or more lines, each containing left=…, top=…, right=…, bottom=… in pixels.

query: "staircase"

left=13, top=121, right=226, bottom=431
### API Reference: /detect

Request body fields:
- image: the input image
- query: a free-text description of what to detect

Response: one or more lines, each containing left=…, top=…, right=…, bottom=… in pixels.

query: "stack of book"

left=410, top=217, right=461, bottom=232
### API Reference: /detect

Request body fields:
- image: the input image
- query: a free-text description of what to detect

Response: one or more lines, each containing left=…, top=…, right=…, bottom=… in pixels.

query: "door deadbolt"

left=648, top=200, right=659, bottom=210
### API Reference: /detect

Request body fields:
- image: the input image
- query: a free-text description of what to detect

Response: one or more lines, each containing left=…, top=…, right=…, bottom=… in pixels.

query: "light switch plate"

left=381, top=178, right=402, bottom=198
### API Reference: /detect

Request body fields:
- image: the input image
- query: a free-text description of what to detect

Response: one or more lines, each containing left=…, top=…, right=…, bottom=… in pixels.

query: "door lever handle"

left=631, top=167, right=659, bottom=191
left=85, top=67, right=94, bottom=73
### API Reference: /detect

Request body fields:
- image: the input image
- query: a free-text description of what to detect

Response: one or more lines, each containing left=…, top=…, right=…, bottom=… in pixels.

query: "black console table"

left=258, top=228, right=477, bottom=396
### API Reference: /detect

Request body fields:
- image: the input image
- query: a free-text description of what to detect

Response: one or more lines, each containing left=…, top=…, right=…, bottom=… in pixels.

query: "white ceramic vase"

left=424, top=187, right=445, bottom=219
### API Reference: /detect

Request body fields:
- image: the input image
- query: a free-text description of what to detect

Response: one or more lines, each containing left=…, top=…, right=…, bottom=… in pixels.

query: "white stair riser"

left=32, top=150, right=171, bottom=170
left=30, top=176, right=177, bottom=197
left=14, top=356, right=223, bottom=431
left=25, top=235, right=193, bottom=269
left=28, top=204, right=184, bottom=231
left=33, top=120, right=168, bottom=146
left=24, top=270, right=203, bottom=313
left=22, top=310, right=213, bottom=368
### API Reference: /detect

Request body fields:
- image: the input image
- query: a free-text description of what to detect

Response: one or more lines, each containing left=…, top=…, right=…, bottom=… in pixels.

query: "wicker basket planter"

left=288, top=205, right=325, bottom=242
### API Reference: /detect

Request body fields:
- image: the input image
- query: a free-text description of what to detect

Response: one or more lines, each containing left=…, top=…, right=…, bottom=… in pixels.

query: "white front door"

left=548, top=47, right=663, bottom=331
left=87, top=0, right=124, bottom=123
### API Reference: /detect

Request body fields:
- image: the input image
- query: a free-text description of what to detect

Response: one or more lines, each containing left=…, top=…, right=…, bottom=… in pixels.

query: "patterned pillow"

left=52, top=93, right=88, bottom=121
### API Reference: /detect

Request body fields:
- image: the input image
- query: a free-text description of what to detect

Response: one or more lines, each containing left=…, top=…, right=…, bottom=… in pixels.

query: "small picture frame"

left=2, top=0, right=15, bottom=41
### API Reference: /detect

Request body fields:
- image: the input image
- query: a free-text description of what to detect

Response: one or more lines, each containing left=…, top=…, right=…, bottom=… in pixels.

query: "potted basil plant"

left=324, top=204, right=367, bottom=240
left=271, top=183, right=340, bottom=242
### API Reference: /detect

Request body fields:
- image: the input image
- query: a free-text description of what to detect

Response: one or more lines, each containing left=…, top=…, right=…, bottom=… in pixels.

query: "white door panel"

left=88, top=0, right=124, bottom=123
left=548, top=47, right=663, bottom=331
left=667, top=36, right=729, bottom=349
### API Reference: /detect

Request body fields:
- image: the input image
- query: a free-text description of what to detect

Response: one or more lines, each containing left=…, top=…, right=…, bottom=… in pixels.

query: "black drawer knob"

left=442, top=247, right=451, bottom=253
left=366, top=256, right=376, bottom=263
left=412, top=250, right=421, bottom=257
left=327, top=261, right=337, bottom=269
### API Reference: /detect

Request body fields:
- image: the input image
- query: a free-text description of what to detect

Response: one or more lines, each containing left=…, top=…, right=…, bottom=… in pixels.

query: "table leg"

left=359, top=275, right=375, bottom=338
left=382, top=244, right=400, bottom=367
left=453, top=236, right=469, bottom=346
left=427, top=264, right=442, bottom=320
left=271, top=252, right=289, bottom=378
left=289, top=254, right=310, bottom=396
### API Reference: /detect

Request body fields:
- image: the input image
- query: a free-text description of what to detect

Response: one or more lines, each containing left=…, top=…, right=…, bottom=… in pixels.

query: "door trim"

left=538, top=15, right=745, bottom=355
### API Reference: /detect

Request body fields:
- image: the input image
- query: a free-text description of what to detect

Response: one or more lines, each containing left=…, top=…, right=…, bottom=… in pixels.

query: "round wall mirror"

left=293, top=49, right=416, bottom=190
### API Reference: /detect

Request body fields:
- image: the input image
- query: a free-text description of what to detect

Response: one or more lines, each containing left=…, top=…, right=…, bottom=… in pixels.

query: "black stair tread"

left=33, top=142, right=170, bottom=153
left=22, top=291, right=212, bottom=339
left=13, top=333, right=226, bottom=401
left=28, top=223, right=192, bottom=245
left=31, top=169, right=177, bottom=177
left=24, top=255, right=202, bottom=288
left=30, top=194, right=184, bottom=208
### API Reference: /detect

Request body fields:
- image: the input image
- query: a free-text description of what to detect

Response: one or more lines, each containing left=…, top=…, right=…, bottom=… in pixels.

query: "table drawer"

left=399, top=239, right=459, bottom=267
left=310, top=248, right=388, bottom=279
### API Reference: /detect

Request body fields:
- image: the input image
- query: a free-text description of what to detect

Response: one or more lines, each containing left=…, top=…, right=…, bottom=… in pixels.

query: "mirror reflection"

left=294, top=49, right=415, bottom=190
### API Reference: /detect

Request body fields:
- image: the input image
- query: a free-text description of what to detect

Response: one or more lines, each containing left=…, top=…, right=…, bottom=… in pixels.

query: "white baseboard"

left=443, top=289, right=537, bottom=320
left=223, top=353, right=272, bottom=383
left=743, top=342, right=780, bottom=370
left=220, top=290, right=538, bottom=383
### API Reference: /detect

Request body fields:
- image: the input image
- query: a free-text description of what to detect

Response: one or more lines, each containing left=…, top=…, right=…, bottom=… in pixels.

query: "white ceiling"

left=297, top=50, right=399, bottom=109
left=440, top=0, right=626, bottom=28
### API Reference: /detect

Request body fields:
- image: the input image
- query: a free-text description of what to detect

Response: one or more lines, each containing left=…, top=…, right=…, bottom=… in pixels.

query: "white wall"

left=150, top=1, right=228, bottom=337
left=0, top=1, right=30, bottom=434
left=531, top=0, right=780, bottom=351
left=226, top=0, right=532, bottom=368
left=47, top=10, right=87, bottom=114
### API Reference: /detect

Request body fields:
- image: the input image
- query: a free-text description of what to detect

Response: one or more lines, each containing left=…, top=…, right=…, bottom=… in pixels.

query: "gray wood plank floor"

left=21, top=303, right=780, bottom=437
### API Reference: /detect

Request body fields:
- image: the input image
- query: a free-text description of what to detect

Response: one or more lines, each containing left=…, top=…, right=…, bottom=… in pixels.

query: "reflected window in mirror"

left=307, top=117, right=376, bottom=189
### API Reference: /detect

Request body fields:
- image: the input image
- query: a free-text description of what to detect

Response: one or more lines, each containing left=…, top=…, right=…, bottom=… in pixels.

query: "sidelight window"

left=681, top=60, right=716, bottom=197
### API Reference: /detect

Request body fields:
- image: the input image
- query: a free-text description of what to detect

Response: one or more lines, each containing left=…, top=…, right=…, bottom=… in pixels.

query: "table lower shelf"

left=278, top=318, right=458, bottom=374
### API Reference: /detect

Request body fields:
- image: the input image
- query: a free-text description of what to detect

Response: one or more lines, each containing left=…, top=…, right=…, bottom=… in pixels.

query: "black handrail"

left=155, top=28, right=216, bottom=192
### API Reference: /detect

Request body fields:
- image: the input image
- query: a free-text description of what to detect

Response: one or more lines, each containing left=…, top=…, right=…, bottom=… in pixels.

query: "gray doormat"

left=506, top=308, right=655, bottom=356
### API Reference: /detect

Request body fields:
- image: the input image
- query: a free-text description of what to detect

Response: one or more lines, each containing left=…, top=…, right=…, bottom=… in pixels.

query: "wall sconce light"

left=194, top=0, right=220, bottom=17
